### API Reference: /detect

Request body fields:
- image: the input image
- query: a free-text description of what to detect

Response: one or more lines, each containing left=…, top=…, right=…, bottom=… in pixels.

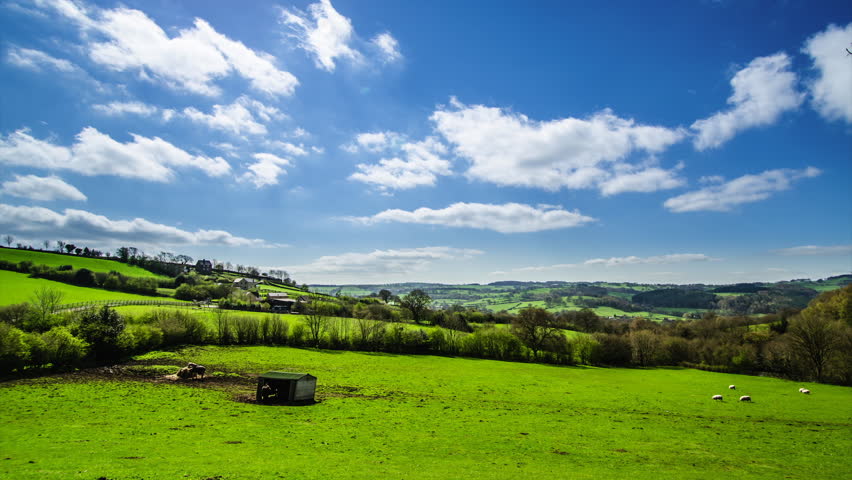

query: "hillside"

left=311, top=275, right=852, bottom=319
left=0, top=248, right=167, bottom=278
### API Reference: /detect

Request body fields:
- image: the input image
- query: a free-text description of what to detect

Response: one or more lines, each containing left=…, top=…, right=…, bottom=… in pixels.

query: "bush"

left=232, top=316, right=260, bottom=344
left=76, top=306, right=125, bottom=360
left=42, top=326, right=88, bottom=366
left=591, top=333, right=632, bottom=366
left=0, top=303, right=31, bottom=328
left=0, top=322, right=29, bottom=373
left=260, top=316, right=288, bottom=344
left=151, top=310, right=209, bottom=345
left=119, top=324, right=164, bottom=353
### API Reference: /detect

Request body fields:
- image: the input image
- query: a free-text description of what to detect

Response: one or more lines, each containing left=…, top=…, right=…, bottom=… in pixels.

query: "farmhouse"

left=233, top=277, right=259, bottom=290
left=256, top=372, right=317, bottom=404
left=196, top=259, right=213, bottom=275
left=266, top=291, right=297, bottom=312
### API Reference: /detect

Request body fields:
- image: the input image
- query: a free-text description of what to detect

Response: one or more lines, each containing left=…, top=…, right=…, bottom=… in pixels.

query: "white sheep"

left=798, top=388, right=804, bottom=392
left=712, top=395, right=723, bottom=401
left=729, top=385, right=736, bottom=390
left=801, top=389, right=810, bottom=395
left=739, top=395, right=751, bottom=402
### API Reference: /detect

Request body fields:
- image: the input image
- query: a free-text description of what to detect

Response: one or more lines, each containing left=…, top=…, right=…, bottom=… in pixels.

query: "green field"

left=0, top=248, right=166, bottom=278
left=1, top=345, right=849, bottom=479
left=0, top=270, right=172, bottom=306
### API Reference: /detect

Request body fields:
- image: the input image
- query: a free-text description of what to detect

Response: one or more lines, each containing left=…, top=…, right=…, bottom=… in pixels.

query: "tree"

left=787, top=310, right=842, bottom=382
left=65, top=244, right=76, bottom=254
left=3, top=234, right=13, bottom=247
left=28, top=287, right=64, bottom=331
left=74, top=247, right=82, bottom=255
left=56, top=240, right=66, bottom=252
left=304, top=301, right=331, bottom=347
left=378, top=289, right=392, bottom=303
left=511, top=307, right=561, bottom=358
left=77, top=306, right=125, bottom=360
left=629, top=330, right=662, bottom=367
left=42, top=240, right=50, bottom=250
left=400, top=289, right=432, bottom=324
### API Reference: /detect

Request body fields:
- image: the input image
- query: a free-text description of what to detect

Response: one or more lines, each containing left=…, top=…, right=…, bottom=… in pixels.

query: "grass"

left=0, top=270, right=173, bottom=306
left=0, top=345, right=849, bottom=479
left=0, top=248, right=167, bottom=278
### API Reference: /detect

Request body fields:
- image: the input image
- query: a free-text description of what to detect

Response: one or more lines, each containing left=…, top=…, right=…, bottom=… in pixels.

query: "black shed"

left=256, top=372, right=317, bottom=404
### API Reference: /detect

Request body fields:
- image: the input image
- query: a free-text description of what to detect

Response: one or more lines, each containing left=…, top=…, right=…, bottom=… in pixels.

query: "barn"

left=256, top=372, right=317, bottom=404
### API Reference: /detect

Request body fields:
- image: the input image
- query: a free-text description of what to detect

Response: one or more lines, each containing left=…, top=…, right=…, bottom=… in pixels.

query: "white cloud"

left=512, top=253, right=714, bottom=272
left=371, top=32, right=402, bottom=63
left=664, top=167, right=821, bottom=212
left=1, top=174, right=86, bottom=202
left=349, top=137, right=452, bottom=191
left=93, top=101, right=158, bottom=117
left=239, top=153, right=292, bottom=188
left=285, top=246, right=483, bottom=277
left=0, top=127, right=230, bottom=182
left=346, top=131, right=402, bottom=153
left=0, top=203, right=275, bottom=247
left=691, top=53, right=804, bottom=150
left=281, top=0, right=362, bottom=72
left=584, top=253, right=714, bottom=267
left=36, top=1, right=298, bottom=97
left=6, top=46, right=76, bottom=72
left=802, top=23, right=852, bottom=123
left=431, top=99, right=686, bottom=193
left=773, top=245, right=852, bottom=256
left=347, top=202, right=596, bottom=233
left=264, top=140, right=309, bottom=156
left=183, top=96, right=279, bottom=135
left=598, top=164, right=685, bottom=196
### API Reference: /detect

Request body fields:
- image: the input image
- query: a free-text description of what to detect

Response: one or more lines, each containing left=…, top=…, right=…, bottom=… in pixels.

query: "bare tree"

left=42, top=240, right=50, bottom=250
left=29, top=287, right=64, bottom=331
left=304, top=301, right=330, bottom=347
left=56, top=240, right=66, bottom=252
left=787, top=311, right=842, bottom=382
left=629, top=329, right=662, bottom=367
left=3, top=234, right=13, bottom=247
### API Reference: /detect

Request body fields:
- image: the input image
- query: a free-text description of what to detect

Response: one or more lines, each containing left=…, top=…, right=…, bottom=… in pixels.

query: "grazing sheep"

left=176, top=367, right=193, bottom=379
left=798, top=388, right=804, bottom=392
left=712, top=395, right=723, bottom=401
left=729, top=385, right=736, bottom=390
left=190, top=364, right=206, bottom=380
left=739, top=395, right=751, bottom=402
left=801, top=389, right=810, bottom=395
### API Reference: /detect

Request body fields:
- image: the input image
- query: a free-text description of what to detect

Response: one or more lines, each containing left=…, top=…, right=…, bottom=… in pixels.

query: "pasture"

left=0, top=248, right=166, bottom=278
left=1, top=346, right=849, bottom=479
left=0, top=270, right=173, bottom=306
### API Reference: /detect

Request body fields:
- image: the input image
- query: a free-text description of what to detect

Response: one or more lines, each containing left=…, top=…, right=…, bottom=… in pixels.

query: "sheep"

left=801, top=389, right=811, bottom=395
left=189, top=363, right=206, bottom=380
left=739, top=395, right=751, bottom=402
left=728, top=385, right=736, bottom=390
left=712, top=395, right=723, bottom=401
left=176, top=367, right=193, bottom=379
left=798, top=388, right=804, bottom=392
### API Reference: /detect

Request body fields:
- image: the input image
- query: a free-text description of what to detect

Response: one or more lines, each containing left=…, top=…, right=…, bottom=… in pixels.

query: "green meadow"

left=0, top=270, right=173, bottom=306
left=0, top=249, right=167, bottom=278
left=0, top=345, right=849, bottom=480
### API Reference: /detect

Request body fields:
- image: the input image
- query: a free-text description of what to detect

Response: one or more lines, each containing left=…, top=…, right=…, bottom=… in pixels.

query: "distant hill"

left=0, top=247, right=167, bottom=278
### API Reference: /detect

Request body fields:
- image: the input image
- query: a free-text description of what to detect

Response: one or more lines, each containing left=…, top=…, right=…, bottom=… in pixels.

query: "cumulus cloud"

left=93, top=101, right=159, bottom=117
left=343, top=131, right=403, bottom=153
left=264, top=140, right=309, bottom=156
left=371, top=32, right=402, bottom=63
left=802, top=23, right=852, bottom=124
left=285, top=246, right=483, bottom=277
left=691, top=53, right=804, bottom=150
left=6, top=46, right=76, bottom=72
left=281, top=0, right=402, bottom=71
left=1, top=175, right=87, bottom=202
left=598, top=164, right=685, bottom=196
left=347, top=202, right=596, bottom=233
left=0, top=127, right=230, bottom=182
left=281, top=0, right=362, bottom=71
left=664, top=167, right=821, bottom=212
left=0, top=203, right=275, bottom=247
left=35, top=0, right=298, bottom=97
left=183, top=97, right=282, bottom=136
left=239, top=153, right=292, bottom=188
left=349, top=137, right=452, bottom=191
left=773, top=245, right=852, bottom=256
left=431, top=99, right=686, bottom=193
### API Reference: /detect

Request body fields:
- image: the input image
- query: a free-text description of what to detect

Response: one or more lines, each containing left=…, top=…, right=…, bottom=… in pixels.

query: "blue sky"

left=0, top=0, right=850, bottom=285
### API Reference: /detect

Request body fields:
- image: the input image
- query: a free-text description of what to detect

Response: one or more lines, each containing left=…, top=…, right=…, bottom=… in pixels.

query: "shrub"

left=24, top=332, right=49, bottom=368
left=261, top=316, right=288, bottom=344
left=591, top=333, right=632, bottom=366
left=73, top=268, right=96, bottom=286
left=76, top=306, right=125, bottom=360
left=152, top=310, right=209, bottom=345
left=42, top=326, right=88, bottom=366
left=233, top=316, right=260, bottom=344
left=0, top=303, right=31, bottom=328
left=0, top=322, right=29, bottom=372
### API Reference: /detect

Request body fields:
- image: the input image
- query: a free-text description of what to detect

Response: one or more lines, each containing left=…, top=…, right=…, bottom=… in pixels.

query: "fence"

left=56, top=299, right=199, bottom=311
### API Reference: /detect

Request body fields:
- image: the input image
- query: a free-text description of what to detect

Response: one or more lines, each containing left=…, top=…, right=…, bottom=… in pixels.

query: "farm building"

left=256, top=372, right=317, bottom=404
left=233, top=277, right=259, bottom=290
left=266, top=291, right=297, bottom=312
left=195, top=259, right=213, bottom=275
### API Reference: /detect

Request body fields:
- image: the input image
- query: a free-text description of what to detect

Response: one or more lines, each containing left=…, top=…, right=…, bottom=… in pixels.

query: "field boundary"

left=56, top=299, right=196, bottom=311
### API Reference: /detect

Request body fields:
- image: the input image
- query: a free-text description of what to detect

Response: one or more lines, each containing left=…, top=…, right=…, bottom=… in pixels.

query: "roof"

left=267, top=292, right=290, bottom=297
left=234, top=277, right=256, bottom=283
left=259, top=371, right=315, bottom=380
